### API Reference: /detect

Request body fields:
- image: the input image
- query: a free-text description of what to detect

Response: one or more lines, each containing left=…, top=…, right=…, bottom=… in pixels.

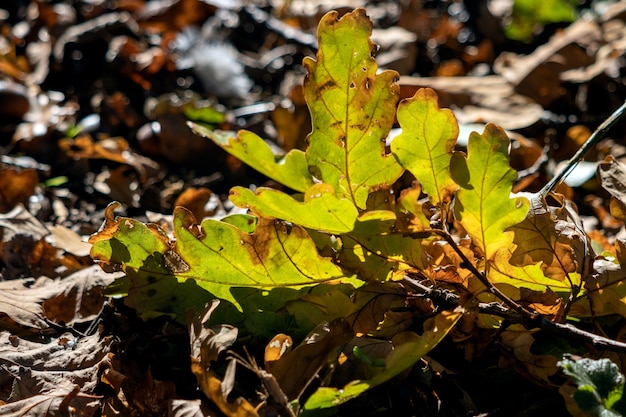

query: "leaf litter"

left=0, top=1, right=626, bottom=416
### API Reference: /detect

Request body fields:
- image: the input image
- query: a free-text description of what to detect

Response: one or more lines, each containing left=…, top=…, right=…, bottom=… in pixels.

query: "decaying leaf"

left=0, top=330, right=114, bottom=415
left=578, top=239, right=626, bottom=318
left=0, top=167, right=38, bottom=213
left=303, top=307, right=463, bottom=410
left=266, top=318, right=354, bottom=400
left=338, top=232, right=426, bottom=281
left=509, top=194, right=587, bottom=290
left=0, top=265, right=119, bottom=329
left=169, top=399, right=218, bottom=417
left=598, top=155, right=626, bottom=223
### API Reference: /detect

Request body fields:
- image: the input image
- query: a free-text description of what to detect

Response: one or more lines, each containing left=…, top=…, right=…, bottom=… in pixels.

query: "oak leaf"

left=303, top=9, right=404, bottom=209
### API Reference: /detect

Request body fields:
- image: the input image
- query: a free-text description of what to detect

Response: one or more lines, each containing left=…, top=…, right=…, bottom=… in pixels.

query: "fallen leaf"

left=598, top=156, right=626, bottom=223
left=0, top=265, right=118, bottom=329
left=169, top=399, right=217, bottom=417
left=0, top=330, right=114, bottom=414
left=303, top=307, right=463, bottom=410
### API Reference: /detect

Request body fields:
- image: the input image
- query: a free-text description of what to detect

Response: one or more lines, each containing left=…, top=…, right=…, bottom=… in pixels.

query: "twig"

left=402, top=275, right=626, bottom=353
left=228, top=349, right=297, bottom=417
left=539, top=100, right=626, bottom=198
left=428, top=229, right=534, bottom=317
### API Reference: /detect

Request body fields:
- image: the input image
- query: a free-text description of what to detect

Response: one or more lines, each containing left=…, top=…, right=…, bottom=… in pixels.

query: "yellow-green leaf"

left=190, top=124, right=313, bottom=192
left=392, top=88, right=458, bottom=205
left=90, top=203, right=356, bottom=311
left=173, top=207, right=360, bottom=308
left=229, top=184, right=359, bottom=234
left=451, top=124, right=529, bottom=260
left=303, top=9, right=404, bottom=209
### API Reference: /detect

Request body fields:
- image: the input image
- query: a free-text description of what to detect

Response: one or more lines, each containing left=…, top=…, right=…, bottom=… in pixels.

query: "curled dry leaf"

left=510, top=194, right=588, bottom=288
left=597, top=155, right=626, bottom=223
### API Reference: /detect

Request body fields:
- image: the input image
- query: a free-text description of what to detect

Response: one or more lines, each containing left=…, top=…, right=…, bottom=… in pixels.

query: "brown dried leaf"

left=0, top=265, right=119, bottom=328
left=169, top=399, right=217, bottom=417
left=174, top=187, right=224, bottom=221
left=398, top=75, right=543, bottom=130
left=345, top=282, right=406, bottom=337
left=498, top=330, right=559, bottom=384
left=0, top=391, right=101, bottom=417
left=509, top=194, right=587, bottom=284
left=598, top=155, right=626, bottom=222
left=494, top=19, right=599, bottom=107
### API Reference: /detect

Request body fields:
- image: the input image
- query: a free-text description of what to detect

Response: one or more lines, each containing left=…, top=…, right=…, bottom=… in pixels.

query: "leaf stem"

left=539, top=100, right=626, bottom=198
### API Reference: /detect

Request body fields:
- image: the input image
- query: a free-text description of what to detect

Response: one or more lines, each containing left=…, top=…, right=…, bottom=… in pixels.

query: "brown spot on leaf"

left=164, top=249, right=190, bottom=274
left=318, top=80, right=337, bottom=93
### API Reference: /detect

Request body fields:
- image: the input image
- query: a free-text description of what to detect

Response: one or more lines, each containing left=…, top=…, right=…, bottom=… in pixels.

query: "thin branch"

left=539, top=100, right=626, bottom=198
left=428, top=229, right=534, bottom=317
left=403, top=275, right=626, bottom=353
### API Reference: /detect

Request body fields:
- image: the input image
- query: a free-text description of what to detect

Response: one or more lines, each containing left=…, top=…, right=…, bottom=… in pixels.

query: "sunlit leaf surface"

left=90, top=203, right=356, bottom=311
left=451, top=124, right=529, bottom=260
left=303, top=9, right=404, bottom=209
left=230, top=184, right=359, bottom=234
left=191, top=124, right=314, bottom=193
left=392, top=88, right=458, bottom=206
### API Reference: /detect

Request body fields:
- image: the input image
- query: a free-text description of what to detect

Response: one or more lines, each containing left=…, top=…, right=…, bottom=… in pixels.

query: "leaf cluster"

left=89, top=8, right=626, bottom=415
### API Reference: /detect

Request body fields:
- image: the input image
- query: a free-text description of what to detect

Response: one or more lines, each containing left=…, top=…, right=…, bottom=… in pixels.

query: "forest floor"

left=1, top=1, right=626, bottom=416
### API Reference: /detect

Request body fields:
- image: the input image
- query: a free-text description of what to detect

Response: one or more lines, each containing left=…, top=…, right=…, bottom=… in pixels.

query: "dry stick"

left=539, top=100, right=626, bottom=198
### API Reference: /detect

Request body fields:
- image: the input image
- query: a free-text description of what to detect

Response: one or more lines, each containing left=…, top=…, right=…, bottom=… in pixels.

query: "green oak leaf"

left=392, top=87, right=458, bottom=206
left=90, top=203, right=357, bottom=311
left=190, top=124, right=314, bottom=192
left=451, top=124, right=529, bottom=260
left=303, top=8, right=404, bottom=209
left=229, top=183, right=359, bottom=234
